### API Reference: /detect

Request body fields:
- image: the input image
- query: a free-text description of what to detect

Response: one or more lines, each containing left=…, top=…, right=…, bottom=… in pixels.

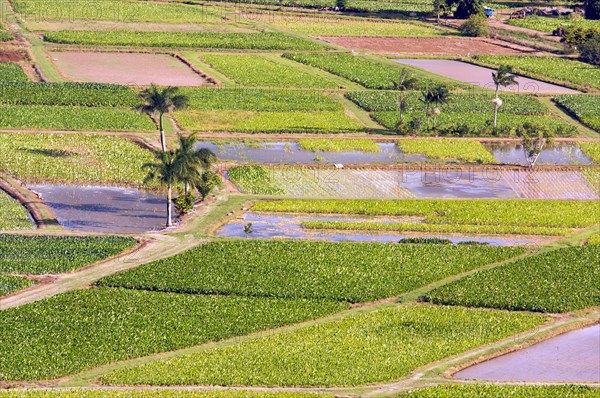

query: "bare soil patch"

left=50, top=51, right=215, bottom=86
left=317, top=36, right=535, bottom=56
left=0, top=48, right=25, bottom=63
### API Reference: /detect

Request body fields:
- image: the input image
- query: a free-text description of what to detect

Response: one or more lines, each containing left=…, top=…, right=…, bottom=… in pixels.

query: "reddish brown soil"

left=0, top=48, right=24, bottom=63
left=317, top=36, right=533, bottom=56
left=50, top=51, right=214, bottom=86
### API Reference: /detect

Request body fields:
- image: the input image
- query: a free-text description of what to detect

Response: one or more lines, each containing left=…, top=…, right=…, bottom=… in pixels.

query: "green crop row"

left=102, top=304, right=545, bottom=387
left=0, top=391, right=329, bottom=398
left=554, top=95, right=600, bottom=133
left=228, top=166, right=283, bottom=194
left=264, top=14, right=442, bottom=36
left=405, top=385, right=600, bottom=398
left=14, top=0, right=222, bottom=24
left=507, top=15, right=600, bottom=34
left=0, top=63, right=28, bottom=82
left=200, top=53, right=344, bottom=89
left=0, top=82, right=140, bottom=107
left=0, top=288, right=346, bottom=381
left=0, top=235, right=136, bottom=274
left=298, top=138, right=381, bottom=153
left=302, top=220, right=572, bottom=236
left=426, top=245, right=600, bottom=313
left=346, top=91, right=548, bottom=115
left=283, top=53, right=442, bottom=90
left=588, top=233, right=600, bottom=245
left=397, top=139, right=496, bottom=163
left=0, top=133, right=156, bottom=185
left=186, top=0, right=434, bottom=13
left=44, top=31, right=327, bottom=50
left=253, top=199, right=598, bottom=228
left=98, top=240, right=525, bottom=303
left=180, top=88, right=342, bottom=112
left=476, top=56, right=600, bottom=90
left=579, top=142, right=600, bottom=163
left=372, top=111, right=575, bottom=137
left=0, top=105, right=155, bottom=131
left=0, top=190, right=32, bottom=231
left=174, top=110, right=364, bottom=133
left=0, top=275, right=32, bottom=297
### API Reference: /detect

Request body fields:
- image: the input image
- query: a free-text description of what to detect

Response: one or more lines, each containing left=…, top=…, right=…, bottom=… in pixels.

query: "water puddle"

left=216, top=212, right=539, bottom=246
left=455, top=324, right=600, bottom=383
left=394, top=59, right=578, bottom=94
left=485, top=142, right=593, bottom=166
left=29, top=184, right=171, bottom=233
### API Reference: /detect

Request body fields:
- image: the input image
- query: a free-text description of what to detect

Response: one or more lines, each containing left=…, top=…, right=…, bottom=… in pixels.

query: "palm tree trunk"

left=493, top=106, right=498, bottom=128
left=166, top=184, right=173, bottom=227
left=159, top=113, right=167, bottom=153
left=184, top=181, right=190, bottom=196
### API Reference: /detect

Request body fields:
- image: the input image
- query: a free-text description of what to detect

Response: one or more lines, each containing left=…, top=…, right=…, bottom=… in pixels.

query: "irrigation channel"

left=198, top=141, right=594, bottom=166
left=454, top=324, right=600, bottom=383
left=393, top=59, right=578, bottom=94
left=29, top=184, right=173, bottom=233
left=217, top=211, right=546, bottom=245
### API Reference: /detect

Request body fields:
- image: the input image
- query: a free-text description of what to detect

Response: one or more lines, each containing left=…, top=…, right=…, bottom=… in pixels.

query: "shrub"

left=174, top=193, right=195, bottom=214
left=586, top=0, right=600, bottom=19
left=460, top=14, right=490, bottom=37
left=579, top=36, right=600, bottom=65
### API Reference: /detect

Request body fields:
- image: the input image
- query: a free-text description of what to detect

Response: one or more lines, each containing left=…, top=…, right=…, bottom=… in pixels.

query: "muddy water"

left=455, top=324, right=600, bottom=383
left=29, top=184, right=170, bottom=233
left=485, top=143, right=594, bottom=165
left=197, top=141, right=428, bottom=164
left=216, top=212, right=538, bottom=245
left=394, top=59, right=578, bottom=94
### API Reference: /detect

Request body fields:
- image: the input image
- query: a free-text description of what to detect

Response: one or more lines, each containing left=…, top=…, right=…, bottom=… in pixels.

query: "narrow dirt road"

left=0, top=234, right=204, bottom=311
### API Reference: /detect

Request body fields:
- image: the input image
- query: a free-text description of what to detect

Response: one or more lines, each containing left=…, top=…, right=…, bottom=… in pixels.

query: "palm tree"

left=419, top=87, right=436, bottom=129
left=431, top=85, right=451, bottom=129
left=143, top=151, right=178, bottom=227
left=491, top=65, right=518, bottom=128
left=393, top=69, right=417, bottom=126
left=137, top=85, right=189, bottom=153
left=173, top=133, right=217, bottom=196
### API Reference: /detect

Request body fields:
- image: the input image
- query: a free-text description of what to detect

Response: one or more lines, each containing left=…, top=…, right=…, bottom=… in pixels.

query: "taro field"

left=0, top=0, right=599, bottom=396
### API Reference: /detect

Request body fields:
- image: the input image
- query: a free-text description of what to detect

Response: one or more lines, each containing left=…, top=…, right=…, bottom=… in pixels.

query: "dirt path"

left=0, top=234, right=203, bottom=311
left=0, top=172, right=60, bottom=229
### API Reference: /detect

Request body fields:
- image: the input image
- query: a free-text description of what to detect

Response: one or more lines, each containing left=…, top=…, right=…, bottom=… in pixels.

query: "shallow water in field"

left=485, top=142, right=594, bottom=166
left=29, top=184, right=171, bottom=233
left=394, top=59, right=578, bottom=94
left=216, top=212, right=539, bottom=246
left=455, top=324, right=600, bottom=383
left=197, top=141, right=427, bottom=164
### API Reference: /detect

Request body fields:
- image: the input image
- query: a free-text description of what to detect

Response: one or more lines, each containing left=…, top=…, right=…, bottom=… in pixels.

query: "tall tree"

left=419, top=87, right=436, bottom=129
left=137, top=85, right=189, bottom=153
left=517, top=123, right=554, bottom=168
left=143, top=151, right=178, bottom=227
left=392, top=69, right=417, bottom=127
left=585, top=0, right=599, bottom=19
left=491, top=65, right=518, bottom=128
left=431, top=85, right=451, bottom=128
left=173, top=133, right=216, bottom=196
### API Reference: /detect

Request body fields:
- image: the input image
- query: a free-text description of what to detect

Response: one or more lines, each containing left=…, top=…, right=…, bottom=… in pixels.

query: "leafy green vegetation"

left=0, top=190, right=32, bottom=231
left=284, top=53, right=439, bottom=90
left=0, top=82, right=140, bottom=107
left=0, top=275, right=32, bottom=297
left=0, top=391, right=329, bottom=398
left=0, top=105, right=154, bottom=131
left=181, top=88, right=342, bottom=112
left=554, top=95, right=600, bottom=133
left=302, top=220, right=571, bottom=236
left=507, top=15, right=600, bottom=34
left=265, top=14, right=442, bottom=36
left=14, top=0, right=222, bottom=23
left=0, top=133, right=156, bottom=185
left=102, top=304, right=545, bottom=387
left=254, top=199, right=598, bottom=229
left=588, top=233, right=600, bottom=245
left=228, top=166, right=283, bottom=194
left=298, top=139, right=381, bottom=153
left=0, top=235, right=136, bottom=274
left=98, top=240, right=524, bottom=303
left=0, top=288, right=347, bottom=381
left=200, top=53, right=343, bottom=88
left=476, top=56, right=600, bottom=90
left=580, top=141, right=600, bottom=163
left=44, top=31, right=327, bottom=50
left=175, top=111, right=364, bottom=133
left=0, top=63, right=28, bottom=82
left=405, top=385, right=600, bottom=398
left=397, top=139, right=496, bottom=163
left=426, top=246, right=600, bottom=313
